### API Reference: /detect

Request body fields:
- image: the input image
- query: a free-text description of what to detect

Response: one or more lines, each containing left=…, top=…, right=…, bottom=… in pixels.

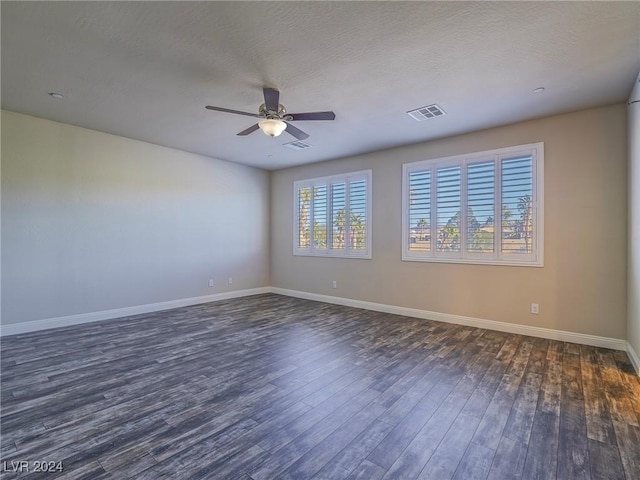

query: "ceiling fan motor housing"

left=259, top=103, right=287, bottom=119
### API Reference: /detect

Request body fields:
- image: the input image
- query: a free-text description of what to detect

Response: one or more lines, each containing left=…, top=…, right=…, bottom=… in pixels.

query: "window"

left=402, top=143, right=543, bottom=266
left=294, top=170, right=372, bottom=258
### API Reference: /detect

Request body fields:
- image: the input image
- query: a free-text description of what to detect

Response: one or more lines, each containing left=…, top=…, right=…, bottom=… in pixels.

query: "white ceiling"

left=2, top=2, right=639, bottom=170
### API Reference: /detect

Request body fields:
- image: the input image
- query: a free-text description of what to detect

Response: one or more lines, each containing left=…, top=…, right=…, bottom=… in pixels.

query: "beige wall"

left=1, top=104, right=630, bottom=343
left=271, top=104, right=628, bottom=339
left=1, top=111, right=270, bottom=325
left=629, top=75, right=640, bottom=357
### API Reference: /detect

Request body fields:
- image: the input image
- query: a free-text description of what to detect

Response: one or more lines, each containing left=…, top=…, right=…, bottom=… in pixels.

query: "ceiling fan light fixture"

left=258, top=119, right=287, bottom=137
left=206, top=88, right=334, bottom=140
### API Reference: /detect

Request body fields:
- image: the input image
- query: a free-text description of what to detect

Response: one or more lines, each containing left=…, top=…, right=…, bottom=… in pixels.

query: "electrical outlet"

left=228, top=277, right=233, bottom=285
left=332, top=280, right=337, bottom=289
left=208, top=279, right=214, bottom=287
left=530, top=303, right=539, bottom=314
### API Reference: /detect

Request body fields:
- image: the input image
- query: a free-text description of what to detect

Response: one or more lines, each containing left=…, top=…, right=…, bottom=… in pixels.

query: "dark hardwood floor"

left=1, top=294, right=638, bottom=479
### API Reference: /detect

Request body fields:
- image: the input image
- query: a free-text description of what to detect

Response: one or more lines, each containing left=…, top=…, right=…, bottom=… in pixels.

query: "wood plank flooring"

left=1, top=294, right=639, bottom=479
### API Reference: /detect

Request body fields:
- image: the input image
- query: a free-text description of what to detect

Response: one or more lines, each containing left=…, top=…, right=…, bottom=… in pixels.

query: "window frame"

left=293, top=169, right=372, bottom=259
left=402, top=142, right=544, bottom=267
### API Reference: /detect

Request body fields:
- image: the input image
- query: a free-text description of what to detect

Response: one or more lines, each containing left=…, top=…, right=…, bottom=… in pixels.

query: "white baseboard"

left=0, top=287, right=271, bottom=337
left=270, top=287, right=628, bottom=352
left=1, top=286, right=633, bottom=364
left=627, top=342, right=640, bottom=375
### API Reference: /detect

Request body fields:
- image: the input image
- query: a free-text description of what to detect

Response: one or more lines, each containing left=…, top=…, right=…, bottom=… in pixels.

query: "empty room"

left=1, top=2, right=639, bottom=479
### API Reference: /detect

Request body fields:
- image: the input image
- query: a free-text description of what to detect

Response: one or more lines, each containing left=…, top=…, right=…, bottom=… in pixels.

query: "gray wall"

left=629, top=75, right=640, bottom=358
left=1, top=111, right=270, bottom=325
left=271, top=104, right=628, bottom=340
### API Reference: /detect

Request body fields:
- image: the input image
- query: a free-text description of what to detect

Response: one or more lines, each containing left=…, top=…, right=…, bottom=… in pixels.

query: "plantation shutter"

left=408, top=170, right=432, bottom=253
left=436, top=165, right=461, bottom=253
left=348, top=179, right=367, bottom=251
left=294, top=170, right=371, bottom=258
left=331, top=183, right=346, bottom=249
left=402, top=143, right=542, bottom=266
left=297, top=186, right=311, bottom=249
left=313, top=185, right=328, bottom=249
left=466, top=161, right=495, bottom=254
left=501, top=155, right=534, bottom=255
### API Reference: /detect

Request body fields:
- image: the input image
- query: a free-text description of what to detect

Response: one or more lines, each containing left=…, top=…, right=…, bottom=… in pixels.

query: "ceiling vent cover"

left=407, top=104, right=446, bottom=121
left=283, top=140, right=312, bottom=150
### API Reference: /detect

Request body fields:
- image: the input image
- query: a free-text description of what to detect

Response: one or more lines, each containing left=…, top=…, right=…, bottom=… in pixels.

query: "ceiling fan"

left=205, top=87, right=335, bottom=140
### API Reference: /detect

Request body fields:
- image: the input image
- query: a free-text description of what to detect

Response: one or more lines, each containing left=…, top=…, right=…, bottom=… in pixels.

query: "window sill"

left=401, top=254, right=543, bottom=267
left=294, top=251, right=372, bottom=260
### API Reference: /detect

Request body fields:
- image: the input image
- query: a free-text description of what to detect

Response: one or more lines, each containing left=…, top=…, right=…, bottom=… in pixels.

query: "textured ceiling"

left=2, top=1, right=639, bottom=170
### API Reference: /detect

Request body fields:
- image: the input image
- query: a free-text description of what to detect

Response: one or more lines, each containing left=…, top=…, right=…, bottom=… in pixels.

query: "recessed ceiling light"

left=48, top=92, right=64, bottom=99
left=533, top=87, right=545, bottom=94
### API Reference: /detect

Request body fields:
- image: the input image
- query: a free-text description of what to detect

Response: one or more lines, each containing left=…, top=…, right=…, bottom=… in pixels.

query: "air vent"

left=283, top=140, right=312, bottom=150
left=407, top=104, right=446, bottom=121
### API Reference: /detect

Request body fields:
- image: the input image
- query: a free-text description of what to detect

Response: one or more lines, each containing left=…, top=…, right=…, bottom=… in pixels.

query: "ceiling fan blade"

left=284, top=122, right=310, bottom=140
left=205, top=105, right=259, bottom=117
left=263, top=87, right=280, bottom=112
left=287, top=111, right=336, bottom=121
left=237, top=123, right=260, bottom=136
